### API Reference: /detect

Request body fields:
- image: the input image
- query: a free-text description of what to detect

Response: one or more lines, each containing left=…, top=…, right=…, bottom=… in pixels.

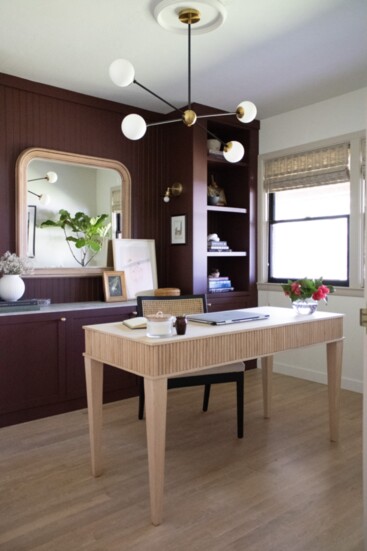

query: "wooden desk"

left=83, top=306, right=344, bottom=525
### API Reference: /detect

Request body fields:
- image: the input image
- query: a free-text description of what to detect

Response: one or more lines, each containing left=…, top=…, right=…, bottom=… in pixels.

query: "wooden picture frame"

left=103, top=270, right=127, bottom=302
left=171, top=214, right=186, bottom=245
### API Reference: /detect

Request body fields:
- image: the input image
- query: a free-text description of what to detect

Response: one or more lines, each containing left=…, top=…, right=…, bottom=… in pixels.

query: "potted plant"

left=0, top=251, right=33, bottom=301
left=41, top=209, right=111, bottom=267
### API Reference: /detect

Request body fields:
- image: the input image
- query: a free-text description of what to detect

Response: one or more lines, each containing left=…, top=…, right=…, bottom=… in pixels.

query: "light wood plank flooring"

left=0, top=370, right=363, bottom=551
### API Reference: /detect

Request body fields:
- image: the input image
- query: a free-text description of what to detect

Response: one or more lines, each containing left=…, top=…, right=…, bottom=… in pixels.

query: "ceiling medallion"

left=109, top=0, right=256, bottom=163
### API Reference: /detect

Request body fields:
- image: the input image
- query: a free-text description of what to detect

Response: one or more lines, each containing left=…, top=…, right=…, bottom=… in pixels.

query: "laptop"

left=187, top=310, right=269, bottom=325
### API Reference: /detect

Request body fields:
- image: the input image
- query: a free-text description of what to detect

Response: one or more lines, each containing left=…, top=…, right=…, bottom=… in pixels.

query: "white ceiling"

left=1, top=0, right=366, bottom=120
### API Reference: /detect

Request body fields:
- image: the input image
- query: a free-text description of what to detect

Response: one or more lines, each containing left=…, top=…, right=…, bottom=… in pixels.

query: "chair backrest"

left=137, top=294, right=207, bottom=317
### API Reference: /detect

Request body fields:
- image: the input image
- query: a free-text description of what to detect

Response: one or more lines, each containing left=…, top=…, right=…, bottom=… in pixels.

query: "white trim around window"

left=257, top=131, right=366, bottom=294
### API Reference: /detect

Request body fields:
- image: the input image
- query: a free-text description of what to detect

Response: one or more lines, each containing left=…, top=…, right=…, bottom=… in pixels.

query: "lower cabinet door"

left=0, top=313, right=66, bottom=417
left=0, top=305, right=139, bottom=427
left=66, top=308, right=139, bottom=404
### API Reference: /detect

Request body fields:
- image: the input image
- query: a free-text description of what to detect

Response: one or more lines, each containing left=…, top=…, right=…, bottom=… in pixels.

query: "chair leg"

left=202, top=384, right=211, bottom=411
left=138, top=377, right=145, bottom=420
left=236, top=373, right=244, bottom=439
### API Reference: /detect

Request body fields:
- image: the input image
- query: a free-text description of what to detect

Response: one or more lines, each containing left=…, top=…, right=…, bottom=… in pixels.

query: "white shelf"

left=207, top=252, right=247, bottom=257
left=207, top=206, right=247, bottom=214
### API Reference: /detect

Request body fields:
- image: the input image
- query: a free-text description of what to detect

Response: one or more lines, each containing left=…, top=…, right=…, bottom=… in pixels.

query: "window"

left=268, top=183, right=350, bottom=284
left=265, top=142, right=351, bottom=286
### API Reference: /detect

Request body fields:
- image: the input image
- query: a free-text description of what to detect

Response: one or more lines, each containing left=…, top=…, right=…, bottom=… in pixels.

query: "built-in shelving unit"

left=165, top=103, right=259, bottom=311
left=204, top=117, right=259, bottom=309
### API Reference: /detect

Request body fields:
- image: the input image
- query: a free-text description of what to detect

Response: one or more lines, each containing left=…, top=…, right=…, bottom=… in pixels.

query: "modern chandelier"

left=109, top=2, right=257, bottom=163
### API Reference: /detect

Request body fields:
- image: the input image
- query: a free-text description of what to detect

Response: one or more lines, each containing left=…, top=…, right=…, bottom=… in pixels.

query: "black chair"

left=137, top=294, right=245, bottom=438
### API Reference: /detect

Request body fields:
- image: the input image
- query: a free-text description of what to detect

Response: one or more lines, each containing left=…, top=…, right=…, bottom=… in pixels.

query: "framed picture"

left=112, top=239, right=158, bottom=299
left=103, top=271, right=127, bottom=302
left=27, top=205, right=37, bottom=258
left=171, top=214, right=186, bottom=245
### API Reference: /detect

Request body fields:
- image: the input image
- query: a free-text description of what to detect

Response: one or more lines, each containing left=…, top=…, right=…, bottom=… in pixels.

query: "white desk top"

left=84, top=306, right=344, bottom=345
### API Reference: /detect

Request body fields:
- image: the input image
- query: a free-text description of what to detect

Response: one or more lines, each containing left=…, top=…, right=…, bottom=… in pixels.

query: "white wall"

left=258, top=88, right=367, bottom=393
left=260, top=88, right=367, bottom=154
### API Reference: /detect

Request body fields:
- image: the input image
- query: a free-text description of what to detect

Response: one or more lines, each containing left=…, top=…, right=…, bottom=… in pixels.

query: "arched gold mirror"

left=16, top=148, right=131, bottom=276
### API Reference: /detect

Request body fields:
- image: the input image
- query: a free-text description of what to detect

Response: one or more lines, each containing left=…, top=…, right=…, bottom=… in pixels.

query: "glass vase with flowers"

left=282, top=277, right=335, bottom=315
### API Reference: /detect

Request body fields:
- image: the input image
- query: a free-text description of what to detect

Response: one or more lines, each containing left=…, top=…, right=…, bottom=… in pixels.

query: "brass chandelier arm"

left=146, top=115, right=227, bottom=149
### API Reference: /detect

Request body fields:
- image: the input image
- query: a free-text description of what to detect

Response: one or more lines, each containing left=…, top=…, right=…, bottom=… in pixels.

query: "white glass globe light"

left=121, top=114, right=147, bottom=140
left=109, top=59, right=135, bottom=87
left=236, top=101, right=257, bottom=123
left=39, top=193, right=51, bottom=206
left=223, top=141, right=245, bottom=163
left=46, top=171, right=58, bottom=184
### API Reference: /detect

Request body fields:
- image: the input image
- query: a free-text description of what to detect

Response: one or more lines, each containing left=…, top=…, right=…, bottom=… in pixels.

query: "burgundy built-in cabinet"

left=164, top=104, right=259, bottom=310
left=0, top=75, right=259, bottom=426
left=0, top=304, right=137, bottom=427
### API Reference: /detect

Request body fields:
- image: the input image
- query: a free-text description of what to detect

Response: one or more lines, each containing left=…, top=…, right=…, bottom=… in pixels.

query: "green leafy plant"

left=41, top=209, right=111, bottom=267
left=282, top=277, right=335, bottom=302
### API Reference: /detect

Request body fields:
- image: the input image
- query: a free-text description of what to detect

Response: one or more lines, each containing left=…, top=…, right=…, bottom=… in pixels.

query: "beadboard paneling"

left=0, top=73, right=170, bottom=302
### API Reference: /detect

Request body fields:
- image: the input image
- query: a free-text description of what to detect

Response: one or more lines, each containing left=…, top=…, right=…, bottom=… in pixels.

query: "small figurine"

left=207, top=175, right=226, bottom=206
left=208, top=233, right=220, bottom=242
left=209, top=268, right=220, bottom=278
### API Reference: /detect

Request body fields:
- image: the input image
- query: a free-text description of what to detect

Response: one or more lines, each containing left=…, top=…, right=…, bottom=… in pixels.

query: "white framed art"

left=171, top=214, right=186, bottom=245
left=112, top=239, right=158, bottom=299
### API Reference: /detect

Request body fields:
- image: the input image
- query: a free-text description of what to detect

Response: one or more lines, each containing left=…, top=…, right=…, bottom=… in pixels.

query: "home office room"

left=0, top=1, right=366, bottom=550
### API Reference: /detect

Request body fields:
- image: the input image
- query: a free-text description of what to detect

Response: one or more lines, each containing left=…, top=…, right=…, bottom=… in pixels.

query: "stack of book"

left=208, top=149, right=224, bottom=158
left=0, top=298, right=41, bottom=313
left=208, top=276, right=234, bottom=293
left=207, top=240, right=231, bottom=252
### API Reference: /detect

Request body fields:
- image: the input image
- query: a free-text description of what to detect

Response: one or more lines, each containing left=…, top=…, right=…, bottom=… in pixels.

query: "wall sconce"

left=27, top=190, right=51, bottom=205
left=27, top=171, right=58, bottom=206
left=27, top=171, right=58, bottom=184
left=163, top=182, right=183, bottom=203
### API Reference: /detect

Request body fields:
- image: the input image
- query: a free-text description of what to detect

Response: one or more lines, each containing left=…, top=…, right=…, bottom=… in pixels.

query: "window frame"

left=258, top=133, right=365, bottom=292
left=267, top=191, right=350, bottom=286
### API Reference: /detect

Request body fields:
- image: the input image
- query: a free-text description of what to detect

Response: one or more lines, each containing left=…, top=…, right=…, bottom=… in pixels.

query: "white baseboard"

left=266, top=361, right=363, bottom=394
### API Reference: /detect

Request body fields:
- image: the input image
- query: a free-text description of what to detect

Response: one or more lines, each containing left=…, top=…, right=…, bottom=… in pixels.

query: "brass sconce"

left=163, top=182, right=183, bottom=203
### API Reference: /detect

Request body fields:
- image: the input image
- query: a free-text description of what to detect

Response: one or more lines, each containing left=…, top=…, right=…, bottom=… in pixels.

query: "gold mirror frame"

left=16, top=147, right=131, bottom=277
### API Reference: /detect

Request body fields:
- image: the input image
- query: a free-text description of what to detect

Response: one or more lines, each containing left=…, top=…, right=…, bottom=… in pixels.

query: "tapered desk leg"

left=327, top=339, right=343, bottom=442
left=144, top=377, right=168, bottom=526
left=84, top=356, right=104, bottom=477
left=261, top=355, right=273, bottom=419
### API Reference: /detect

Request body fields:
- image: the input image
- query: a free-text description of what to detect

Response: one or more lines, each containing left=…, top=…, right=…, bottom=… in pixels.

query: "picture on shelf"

left=112, top=239, right=158, bottom=299
left=103, top=271, right=127, bottom=302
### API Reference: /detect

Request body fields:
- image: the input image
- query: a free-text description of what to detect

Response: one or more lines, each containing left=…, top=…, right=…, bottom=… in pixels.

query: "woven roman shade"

left=264, top=142, right=350, bottom=192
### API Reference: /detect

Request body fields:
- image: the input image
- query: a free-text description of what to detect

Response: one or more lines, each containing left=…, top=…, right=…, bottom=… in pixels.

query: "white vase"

left=0, top=274, right=25, bottom=301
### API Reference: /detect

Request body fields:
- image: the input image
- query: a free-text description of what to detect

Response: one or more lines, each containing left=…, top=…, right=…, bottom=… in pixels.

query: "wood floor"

left=0, top=370, right=363, bottom=551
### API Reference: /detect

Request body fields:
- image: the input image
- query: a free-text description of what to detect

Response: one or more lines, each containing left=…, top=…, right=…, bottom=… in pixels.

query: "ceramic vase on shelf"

left=292, top=298, right=318, bottom=315
left=0, top=274, right=25, bottom=301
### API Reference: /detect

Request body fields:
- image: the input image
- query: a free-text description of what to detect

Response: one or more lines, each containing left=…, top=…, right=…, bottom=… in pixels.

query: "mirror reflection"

left=16, top=148, right=131, bottom=275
